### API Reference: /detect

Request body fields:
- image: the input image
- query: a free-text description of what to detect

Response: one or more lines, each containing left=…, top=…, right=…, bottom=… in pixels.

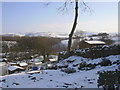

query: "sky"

left=2, top=1, right=118, bottom=34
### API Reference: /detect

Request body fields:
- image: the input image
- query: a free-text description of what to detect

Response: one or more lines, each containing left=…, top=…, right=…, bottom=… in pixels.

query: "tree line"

left=2, top=36, right=65, bottom=61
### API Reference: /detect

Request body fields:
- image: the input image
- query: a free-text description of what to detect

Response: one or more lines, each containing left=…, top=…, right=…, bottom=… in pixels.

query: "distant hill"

left=2, top=32, right=118, bottom=39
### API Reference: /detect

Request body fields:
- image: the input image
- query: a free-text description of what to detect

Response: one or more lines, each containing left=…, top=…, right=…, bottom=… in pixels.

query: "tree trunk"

left=67, top=0, right=78, bottom=53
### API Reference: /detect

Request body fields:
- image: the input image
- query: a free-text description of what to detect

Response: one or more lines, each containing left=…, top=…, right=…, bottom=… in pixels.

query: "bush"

left=61, top=68, right=76, bottom=74
left=86, top=64, right=96, bottom=68
left=73, top=64, right=78, bottom=67
left=47, top=65, right=57, bottom=70
left=100, top=58, right=112, bottom=66
left=98, top=71, right=120, bottom=89
left=87, top=64, right=96, bottom=70
left=57, top=65, right=68, bottom=69
left=59, top=44, right=120, bottom=60
left=67, top=60, right=75, bottom=63
left=78, top=62, right=96, bottom=70
left=78, top=62, right=87, bottom=70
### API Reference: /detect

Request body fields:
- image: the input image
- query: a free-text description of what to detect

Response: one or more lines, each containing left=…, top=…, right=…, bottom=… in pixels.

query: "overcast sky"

left=2, top=1, right=118, bottom=34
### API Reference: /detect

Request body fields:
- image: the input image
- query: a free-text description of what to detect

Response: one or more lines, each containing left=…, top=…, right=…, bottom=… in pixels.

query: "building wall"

left=79, top=41, right=91, bottom=49
left=0, top=62, right=8, bottom=76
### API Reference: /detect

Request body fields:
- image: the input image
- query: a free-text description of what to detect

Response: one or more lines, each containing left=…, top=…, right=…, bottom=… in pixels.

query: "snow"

left=9, top=63, right=17, bottom=65
left=47, top=64, right=53, bottom=67
left=0, top=55, right=119, bottom=88
left=49, top=59, right=57, bottom=62
left=8, top=66, right=24, bottom=71
left=26, top=70, right=40, bottom=74
left=85, top=41, right=105, bottom=44
left=19, top=62, right=28, bottom=67
left=32, top=57, right=44, bottom=62
left=34, top=62, right=42, bottom=65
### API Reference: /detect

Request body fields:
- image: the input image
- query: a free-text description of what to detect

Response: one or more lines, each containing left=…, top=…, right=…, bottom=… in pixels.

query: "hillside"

left=0, top=55, right=119, bottom=88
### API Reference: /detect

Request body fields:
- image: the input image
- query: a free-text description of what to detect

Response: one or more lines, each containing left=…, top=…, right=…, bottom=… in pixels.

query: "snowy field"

left=0, top=55, right=119, bottom=88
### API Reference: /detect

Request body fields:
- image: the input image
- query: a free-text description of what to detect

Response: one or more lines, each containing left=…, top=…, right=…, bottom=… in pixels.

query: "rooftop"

left=19, top=62, right=28, bottom=67
left=85, top=41, right=105, bottom=45
left=8, top=66, right=24, bottom=71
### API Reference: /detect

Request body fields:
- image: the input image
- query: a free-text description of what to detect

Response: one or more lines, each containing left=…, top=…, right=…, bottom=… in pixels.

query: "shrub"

left=78, top=62, right=87, bottom=70
left=59, top=44, right=120, bottom=59
left=88, top=64, right=96, bottom=70
left=47, top=65, right=57, bottom=70
left=57, top=65, right=68, bottom=69
left=100, top=58, right=112, bottom=66
left=73, top=64, right=78, bottom=67
left=67, top=60, right=75, bottom=63
left=78, top=62, right=96, bottom=70
left=98, top=71, right=120, bottom=89
left=61, top=68, right=76, bottom=74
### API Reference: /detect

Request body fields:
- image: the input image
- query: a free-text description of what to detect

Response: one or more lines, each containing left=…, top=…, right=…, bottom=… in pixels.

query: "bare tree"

left=44, top=0, right=91, bottom=54
left=68, top=0, right=79, bottom=53
left=58, top=0, right=91, bottom=53
left=72, top=30, right=86, bottom=49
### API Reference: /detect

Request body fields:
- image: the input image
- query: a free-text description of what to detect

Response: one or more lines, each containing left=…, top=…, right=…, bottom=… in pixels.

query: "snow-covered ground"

left=0, top=55, right=119, bottom=88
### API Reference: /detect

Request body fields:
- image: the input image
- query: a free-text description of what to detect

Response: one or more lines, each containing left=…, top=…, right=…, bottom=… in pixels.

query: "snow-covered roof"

left=8, top=66, right=24, bottom=71
left=26, top=70, right=40, bottom=74
left=49, top=59, right=57, bottom=62
left=0, top=58, right=7, bottom=62
left=3, top=58, right=7, bottom=61
left=32, top=56, right=44, bottom=62
left=19, top=62, right=28, bottom=67
left=9, top=62, right=17, bottom=65
left=47, top=64, right=53, bottom=67
left=85, top=41, right=105, bottom=45
left=35, top=62, right=42, bottom=65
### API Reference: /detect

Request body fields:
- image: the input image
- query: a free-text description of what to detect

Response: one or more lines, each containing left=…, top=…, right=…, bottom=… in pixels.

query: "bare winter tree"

left=72, top=30, right=86, bottom=49
left=68, top=0, right=79, bottom=53
left=59, top=0, right=91, bottom=53
left=44, top=0, right=91, bottom=54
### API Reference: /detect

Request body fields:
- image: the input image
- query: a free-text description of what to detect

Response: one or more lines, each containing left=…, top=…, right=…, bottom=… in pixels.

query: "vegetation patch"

left=99, top=58, right=112, bottom=66
left=57, top=65, right=68, bottom=69
left=78, top=62, right=96, bottom=70
left=98, top=70, right=120, bottom=89
left=47, top=65, right=57, bottom=70
left=61, top=68, right=76, bottom=74
left=67, top=60, right=75, bottom=63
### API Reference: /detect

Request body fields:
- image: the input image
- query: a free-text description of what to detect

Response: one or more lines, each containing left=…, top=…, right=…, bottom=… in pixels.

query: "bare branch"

left=57, top=0, right=74, bottom=15
left=80, top=0, right=93, bottom=15
left=57, top=0, right=92, bottom=15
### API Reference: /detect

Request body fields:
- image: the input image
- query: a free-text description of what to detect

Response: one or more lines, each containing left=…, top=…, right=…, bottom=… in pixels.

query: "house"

left=49, top=55, right=58, bottom=62
left=9, top=62, right=18, bottom=66
left=0, top=58, right=8, bottom=62
left=79, top=40, right=106, bottom=49
left=8, top=66, right=24, bottom=74
left=18, top=62, right=28, bottom=71
left=34, top=62, right=42, bottom=67
left=31, top=56, right=44, bottom=63
left=19, top=62, right=28, bottom=67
